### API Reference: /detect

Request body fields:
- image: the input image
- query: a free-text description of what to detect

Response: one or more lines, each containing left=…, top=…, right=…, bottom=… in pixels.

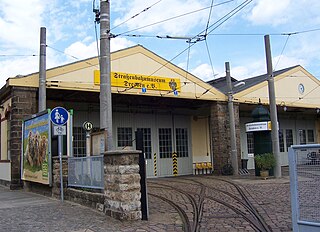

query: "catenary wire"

left=115, top=0, right=235, bottom=36
left=117, top=41, right=198, bottom=93
left=46, top=45, right=99, bottom=68
left=111, top=0, right=163, bottom=31
left=273, top=34, right=290, bottom=72
left=0, top=54, right=38, bottom=57
left=205, top=0, right=216, bottom=36
left=207, top=0, right=253, bottom=35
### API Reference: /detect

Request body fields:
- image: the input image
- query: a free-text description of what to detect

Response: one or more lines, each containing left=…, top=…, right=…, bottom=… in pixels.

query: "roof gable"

left=7, top=45, right=225, bottom=101
left=234, top=65, right=320, bottom=108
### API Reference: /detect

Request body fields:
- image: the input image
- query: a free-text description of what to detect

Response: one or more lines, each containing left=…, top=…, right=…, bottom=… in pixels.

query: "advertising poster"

left=21, top=111, right=51, bottom=185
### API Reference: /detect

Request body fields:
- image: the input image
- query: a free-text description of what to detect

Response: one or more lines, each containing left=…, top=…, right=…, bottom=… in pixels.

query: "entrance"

left=114, top=112, right=192, bottom=178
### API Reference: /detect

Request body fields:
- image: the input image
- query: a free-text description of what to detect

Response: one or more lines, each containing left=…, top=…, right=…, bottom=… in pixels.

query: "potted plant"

left=254, top=153, right=276, bottom=177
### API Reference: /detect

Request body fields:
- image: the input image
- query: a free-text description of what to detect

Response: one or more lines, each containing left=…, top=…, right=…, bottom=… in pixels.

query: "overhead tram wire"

left=195, top=0, right=253, bottom=98
left=117, top=41, right=199, bottom=93
left=206, top=0, right=253, bottom=35
left=115, top=0, right=235, bottom=37
left=46, top=45, right=99, bottom=68
left=273, top=34, right=291, bottom=71
left=119, top=0, right=253, bottom=98
left=205, top=0, right=216, bottom=36
left=111, top=0, right=163, bottom=31
left=201, top=0, right=217, bottom=82
left=0, top=54, right=38, bottom=57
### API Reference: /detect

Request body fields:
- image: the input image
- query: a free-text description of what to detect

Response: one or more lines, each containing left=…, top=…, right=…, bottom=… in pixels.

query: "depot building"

left=0, top=45, right=319, bottom=188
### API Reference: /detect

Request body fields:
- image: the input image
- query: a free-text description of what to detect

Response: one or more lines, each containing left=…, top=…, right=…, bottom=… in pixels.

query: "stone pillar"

left=104, top=150, right=142, bottom=220
left=10, top=87, right=37, bottom=189
left=210, top=102, right=241, bottom=174
left=52, top=156, right=68, bottom=198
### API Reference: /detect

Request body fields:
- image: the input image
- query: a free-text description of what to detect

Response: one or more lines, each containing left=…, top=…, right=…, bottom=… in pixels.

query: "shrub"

left=254, top=153, right=276, bottom=170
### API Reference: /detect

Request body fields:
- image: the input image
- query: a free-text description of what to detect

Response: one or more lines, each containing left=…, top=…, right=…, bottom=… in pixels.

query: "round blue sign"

left=50, top=107, right=69, bottom=125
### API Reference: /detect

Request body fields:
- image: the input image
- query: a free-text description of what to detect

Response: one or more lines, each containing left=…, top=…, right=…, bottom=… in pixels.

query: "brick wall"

left=210, top=101, right=241, bottom=174
left=10, top=87, right=37, bottom=189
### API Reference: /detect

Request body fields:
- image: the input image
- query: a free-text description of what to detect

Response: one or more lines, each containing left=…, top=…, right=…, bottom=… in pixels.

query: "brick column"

left=52, top=156, right=68, bottom=198
left=210, top=102, right=241, bottom=174
left=104, top=150, right=142, bottom=220
left=10, top=87, right=37, bottom=189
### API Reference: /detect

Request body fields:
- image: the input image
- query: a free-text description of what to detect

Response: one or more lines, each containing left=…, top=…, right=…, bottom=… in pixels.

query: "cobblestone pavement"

left=0, top=170, right=292, bottom=232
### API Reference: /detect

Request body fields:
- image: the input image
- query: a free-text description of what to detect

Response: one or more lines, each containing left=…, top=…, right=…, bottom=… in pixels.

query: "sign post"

left=83, top=121, right=93, bottom=156
left=50, top=107, right=69, bottom=202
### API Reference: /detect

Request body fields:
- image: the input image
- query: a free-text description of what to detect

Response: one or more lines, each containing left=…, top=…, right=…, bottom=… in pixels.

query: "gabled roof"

left=207, top=76, right=238, bottom=94
left=6, top=45, right=226, bottom=101
left=233, top=65, right=300, bottom=94
left=208, top=65, right=300, bottom=94
left=233, top=65, right=320, bottom=108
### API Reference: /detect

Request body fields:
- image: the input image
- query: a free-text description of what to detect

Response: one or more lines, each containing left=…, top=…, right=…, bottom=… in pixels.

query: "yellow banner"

left=94, top=70, right=181, bottom=92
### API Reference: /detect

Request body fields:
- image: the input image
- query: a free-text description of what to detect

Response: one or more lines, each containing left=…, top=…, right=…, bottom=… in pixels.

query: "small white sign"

left=83, top=121, right=93, bottom=131
left=53, top=125, right=67, bottom=136
left=245, top=121, right=271, bottom=132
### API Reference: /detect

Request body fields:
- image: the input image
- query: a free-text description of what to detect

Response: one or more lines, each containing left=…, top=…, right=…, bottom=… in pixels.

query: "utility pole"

left=264, top=35, right=281, bottom=178
left=226, top=62, right=239, bottom=175
left=99, top=0, right=113, bottom=151
left=39, top=27, right=46, bottom=112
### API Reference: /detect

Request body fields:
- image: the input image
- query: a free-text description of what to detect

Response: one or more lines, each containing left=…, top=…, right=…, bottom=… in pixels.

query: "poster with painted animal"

left=22, top=111, right=51, bottom=185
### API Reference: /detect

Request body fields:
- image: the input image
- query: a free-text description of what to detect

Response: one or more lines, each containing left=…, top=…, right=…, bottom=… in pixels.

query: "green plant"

left=254, top=153, right=276, bottom=171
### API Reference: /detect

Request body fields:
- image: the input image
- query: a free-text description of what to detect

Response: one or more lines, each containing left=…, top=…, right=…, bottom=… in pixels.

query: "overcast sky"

left=1, top=0, right=320, bottom=87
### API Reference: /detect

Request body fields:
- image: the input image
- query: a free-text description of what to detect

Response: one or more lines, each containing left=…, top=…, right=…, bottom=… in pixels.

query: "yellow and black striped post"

left=172, top=152, right=178, bottom=176
left=153, top=153, right=157, bottom=176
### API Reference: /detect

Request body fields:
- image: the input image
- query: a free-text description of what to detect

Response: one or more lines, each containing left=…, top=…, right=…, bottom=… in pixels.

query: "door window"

left=159, top=128, right=172, bottom=158
left=176, top=128, right=188, bottom=157
left=137, top=128, right=152, bottom=159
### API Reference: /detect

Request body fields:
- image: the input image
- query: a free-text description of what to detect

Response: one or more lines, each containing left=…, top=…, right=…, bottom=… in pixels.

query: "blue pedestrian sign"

left=50, top=107, right=69, bottom=126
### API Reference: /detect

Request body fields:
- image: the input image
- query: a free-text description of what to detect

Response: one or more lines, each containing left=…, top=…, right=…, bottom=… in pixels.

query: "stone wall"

left=210, top=101, right=241, bottom=174
left=104, top=150, right=142, bottom=220
left=52, top=157, right=68, bottom=199
left=10, top=87, right=37, bottom=189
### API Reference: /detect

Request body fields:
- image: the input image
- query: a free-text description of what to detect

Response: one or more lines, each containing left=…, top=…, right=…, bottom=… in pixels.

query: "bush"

left=254, top=153, right=276, bottom=170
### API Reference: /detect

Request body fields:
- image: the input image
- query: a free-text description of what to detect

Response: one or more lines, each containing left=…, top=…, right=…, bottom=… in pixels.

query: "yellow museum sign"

left=94, top=70, right=181, bottom=92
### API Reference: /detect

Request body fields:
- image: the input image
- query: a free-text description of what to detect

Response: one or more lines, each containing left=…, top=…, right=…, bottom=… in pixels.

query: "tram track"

left=148, top=176, right=272, bottom=232
left=148, top=182, right=201, bottom=232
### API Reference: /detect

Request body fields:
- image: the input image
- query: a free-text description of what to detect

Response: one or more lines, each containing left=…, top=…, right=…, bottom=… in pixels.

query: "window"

left=73, top=127, right=100, bottom=157
left=247, top=132, right=254, bottom=154
left=307, top=130, right=315, bottom=143
left=159, top=128, right=172, bottom=159
left=73, top=127, right=86, bottom=157
left=117, top=127, right=133, bottom=147
left=286, top=129, right=293, bottom=151
left=176, top=128, right=188, bottom=158
left=299, top=129, right=306, bottom=145
left=279, top=129, right=284, bottom=152
left=137, top=128, right=152, bottom=159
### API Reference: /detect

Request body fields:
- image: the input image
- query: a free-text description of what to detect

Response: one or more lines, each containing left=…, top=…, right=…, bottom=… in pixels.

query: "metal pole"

left=226, top=62, right=239, bottom=175
left=58, top=135, right=64, bottom=202
left=264, top=35, right=281, bottom=178
left=39, top=27, right=46, bottom=112
left=100, top=0, right=113, bottom=151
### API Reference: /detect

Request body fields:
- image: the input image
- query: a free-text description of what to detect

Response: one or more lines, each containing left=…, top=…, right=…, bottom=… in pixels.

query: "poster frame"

left=21, top=109, right=52, bottom=186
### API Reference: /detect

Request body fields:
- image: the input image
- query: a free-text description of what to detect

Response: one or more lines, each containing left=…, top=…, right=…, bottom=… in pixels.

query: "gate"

left=288, top=144, right=320, bottom=232
left=68, top=155, right=104, bottom=189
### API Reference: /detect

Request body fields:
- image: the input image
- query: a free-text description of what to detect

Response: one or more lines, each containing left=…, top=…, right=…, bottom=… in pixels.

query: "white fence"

left=289, top=144, right=320, bottom=232
left=68, top=155, right=104, bottom=189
